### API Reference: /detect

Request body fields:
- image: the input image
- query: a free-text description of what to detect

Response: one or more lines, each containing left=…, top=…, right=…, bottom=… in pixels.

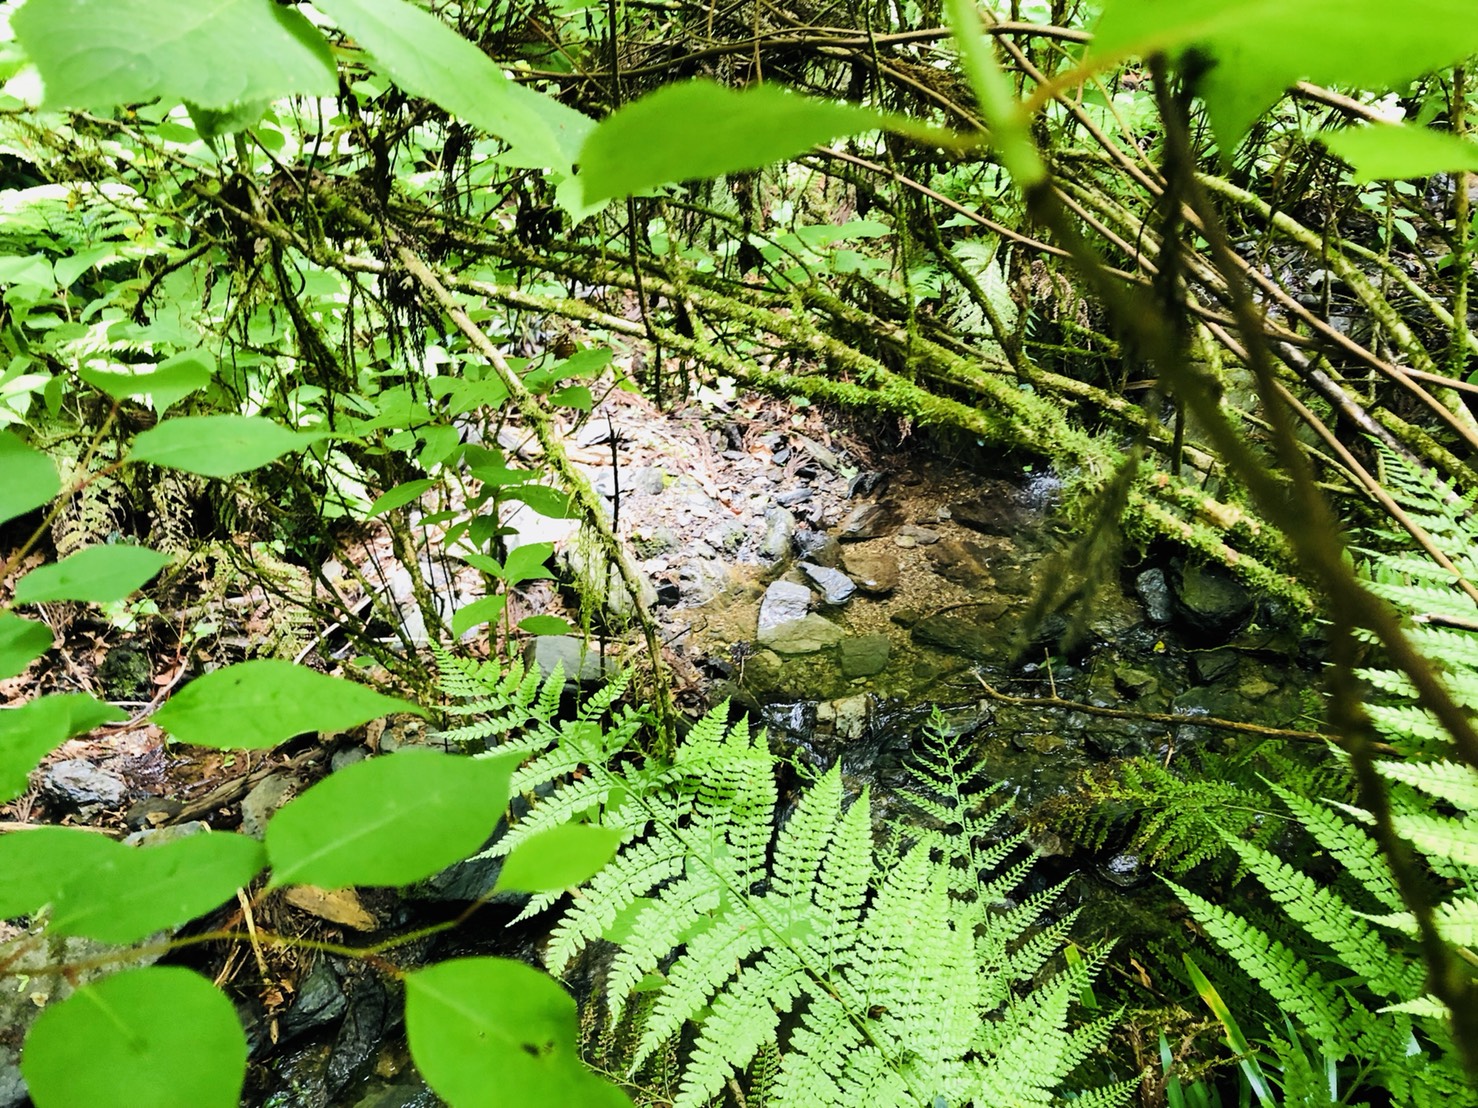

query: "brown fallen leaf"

left=282, top=885, right=378, bottom=931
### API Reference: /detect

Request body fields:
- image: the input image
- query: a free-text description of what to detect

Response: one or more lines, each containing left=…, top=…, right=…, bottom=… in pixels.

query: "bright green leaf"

left=79, top=350, right=213, bottom=413
left=53, top=246, right=122, bottom=288
left=13, top=0, right=335, bottom=112
left=14, top=545, right=171, bottom=605
left=579, top=81, right=884, bottom=205
left=367, top=479, right=436, bottom=517
left=517, top=615, right=575, bottom=636
left=22, top=966, right=246, bottom=1108
left=46, top=832, right=265, bottom=943
left=128, top=415, right=325, bottom=478
left=405, top=957, right=631, bottom=1108
left=313, top=0, right=592, bottom=170
left=549, top=385, right=593, bottom=410
left=504, top=484, right=579, bottom=518
left=265, top=749, right=516, bottom=888
left=1, top=694, right=126, bottom=803
left=453, top=594, right=508, bottom=637
left=1092, top=0, right=1478, bottom=150
left=496, top=824, right=624, bottom=892
left=0, top=613, right=52, bottom=679
left=503, top=542, right=555, bottom=586
left=1321, top=122, right=1478, bottom=183
left=0, top=826, right=118, bottom=919
left=0, top=430, right=60, bottom=526
left=153, top=660, right=425, bottom=750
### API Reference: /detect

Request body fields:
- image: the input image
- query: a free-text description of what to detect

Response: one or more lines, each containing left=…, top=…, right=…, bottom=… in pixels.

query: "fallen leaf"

left=282, top=884, right=378, bottom=931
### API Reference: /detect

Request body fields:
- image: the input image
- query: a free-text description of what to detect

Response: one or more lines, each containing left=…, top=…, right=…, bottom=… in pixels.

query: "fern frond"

left=1377, top=758, right=1478, bottom=810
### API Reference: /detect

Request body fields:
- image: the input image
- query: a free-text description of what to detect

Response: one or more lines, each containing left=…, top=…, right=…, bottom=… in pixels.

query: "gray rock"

left=909, top=601, right=1011, bottom=661
left=760, top=508, right=796, bottom=560
left=927, top=538, right=993, bottom=589
left=838, top=502, right=904, bottom=541
left=678, top=553, right=735, bottom=606
left=702, top=519, right=746, bottom=554
left=241, top=773, right=300, bottom=839
left=758, top=580, right=812, bottom=634
left=526, top=635, right=614, bottom=684
left=841, top=549, right=900, bottom=595
left=41, top=759, right=126, bottom=810
left=281, top=957, right=349, bottom=1040
left=632, top=466, right=667, bottom=495
left=951, top=496, right=1023, bottom=536
left=832, top=694, right=870, bottom=740
left=332, top=746, right=369, bottom=773
left=1134, top=567, right=1173, bottom=623
left=759, top=614, right=844, bottom=655
left=839, top=634, right=891, bottom=678
left=897, top=524, right=940, bottom=545
left=774, top=488, right=813, bottom=506
left=631, top=525, right=677, bottom=559
left=123, top=820, right=209, bottom=847
left=799, top=562, right=856, bottom=606
left=1172, top=560, right=1254, bottom=636
left=795, top=530, right=842, bottom=567
left=560, top=530, right=657, bottom=622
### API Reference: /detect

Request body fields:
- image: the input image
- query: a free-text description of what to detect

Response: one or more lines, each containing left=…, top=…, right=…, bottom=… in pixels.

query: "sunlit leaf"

left=265, top=749, right=516, bottom=888
left=0, top=613, right=52, bottom=679
left=152, top=660, right=425, bottom=750
left=79, top=350, right=213, bottom=413
left=0, top=430, right=60, bottom=526
left=517, top=615, right=575, bottom=636
left=496, top=824, right=624, bottom=892
left=1, top=694, right=126, bottom=803
left=453, top=594, right=508, bottom=637
left=13, top=0, right=335, bottom=111
left=1321, top=122, right=1478, bottom=182
left=366, top=479, right=436, bottom=518
left=503, top=542, right=555, bottom=586
left=0, top=826, right=118, bottom=919
left=14, top=545, right=171, bottom=604
left=580, top=81, right=884, bottom=205
left=405, top=957, right=631, bottom=1108
left=128, top=415, right=325, bottom=477
left=22, top=967, right=246, bottom=1108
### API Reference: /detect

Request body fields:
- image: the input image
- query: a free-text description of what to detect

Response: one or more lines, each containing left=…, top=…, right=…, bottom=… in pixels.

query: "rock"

left=909, top=602, right=1011, bottom=662
left=560, top=533, right=658, bottom=623
left=526, top=635, right=615, bottom=684
left=678, top=554, right=734, bottom=606
left=632, top=466, right=667, bottom=495
left=758, top=580, right=811, bottom=632
left=837, top=501, right=904, bottom=541
left=241, top=773, right=300, bottom=839
left=1100, top=853, right=1147, bottom=888
left=281, top=957, right=350, bottom=1040
left=40, top=759, right=126, bottom=810
left=760, top=508, right=796, bottom=560
left=631, top=525, right=677, bottom=558
left=841, top=549, right=899, bottom=595
left=739, top=648, right=784, bottom=693
left=833, top=694, right=870, bottom=740
left=702, top=519, right=746, bottom=554
left=839, top=634, right=891, bottom=678
left=799, top=562, right=856, bottom=606
left=927, top=537, right=994, bottom=589
left=774, top=488, right=813, bottom=507
left=759, top=614, right=844, bottom=655
left=124, top=795, right=183, bottom=830
left=1134, top=567, right=1173, bottom=623
left=1191, top=649, right=1238, bottom=683
left=795, top=529, right=842, bottom=567
left=897, top=524, right=940, bottom=545
left=123, top=820, right=209, bottom=847
left=98, top=643, right=151, bottom=699
left=950, top=496, right=1023, bottom=536
left=1172, top=560, right=1254, bottom=636
left=894, top=534, right=917, bottom=548
left=1114, top=667, right=1159, bottom=696
left=332, top=746, right=369, bottom=773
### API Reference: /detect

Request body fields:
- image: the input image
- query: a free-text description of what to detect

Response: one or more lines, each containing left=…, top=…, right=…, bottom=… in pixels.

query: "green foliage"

left=14, top=544, right=171, bottom=604
left=126, top=415, right=325, bottom=478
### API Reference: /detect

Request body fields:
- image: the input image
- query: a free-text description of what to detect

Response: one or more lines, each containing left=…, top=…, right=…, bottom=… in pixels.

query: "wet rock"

left=760, top=508, right=796, bottom=560
left=41, top=759, right=126, bottom=811
left=795, top=529, right=842, bottom=567
left=838, top=501, right=904, bottom=541
left=328, top=967, right=402, bottom=1094
left=281, top=957, right=350, bottom=1041
left=1100, top=852, right=1147, bottom=888
left=897, top=524, right=940, bottom=545
left=1191, top=649, right=1238, bottom=683
left=1172, top=559, right=1254, bottom=637
left=1134, top=567, right=1173, bottom=623
left=800, top=562, right=856, bottom=606
left=1239, top=672, right=1278, bottom=699
left=758, top=579, right=811, bottom=628
left=739, top=648, right=784, bottom=693
left=759, top=614, right=844, bottom=655
left=124, top=795, right=183, bottom=830
left=1114, top=667, right=1159, bottom=697
left=950, top=496, right=1022, bottom=536
left=526, top=635, right=615, bottom=684
left=842, top=549, right=900, bottom=595
left=839, top=634, right=891, bottom=678
left=927, top=537, right=994, bottom=589
left=242, top=773, right=300, bottom=839
left=909, top=602, right=1011, bottom=661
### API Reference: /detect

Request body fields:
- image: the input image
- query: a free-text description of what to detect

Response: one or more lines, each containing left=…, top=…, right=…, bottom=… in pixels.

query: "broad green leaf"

left=579, top=81, right=884, bottom=205
left=128, top=415, right=324, bottom=477
left=0, top=430, right=60, bottom=525
left=405, top=958, right=631, bottom=1108
left=265, top=749, right=516, bottom=888
left=453, top=594, right=507, bottom=637
left=187, top=99, right=271, bottom=141
left=12, top=0, right=335, bottom=112
left=0, top=826, right=118, bottom=919
left=47, top=832, right=266, bottom=944
left=496, top=824, right=624, bottom=892
left=22, top=966, right=246, bottom=1108
left=14, top=545, right=171, bottom=604
left=1, top=694, right=126, bottom=802
left=503, top=542, right=555, bottom=587
left=1092, top=0, right=1478, bottom=150
left=0, top=613, right=52, bottom=679
left=153, top=660, right=426, bottom=749
left=517, top=615, right=575, bottom=636
left=0, top=254, right=56, bottom=291
left=313, top=0, right=592, bottom=170
left=548, top=385, right=593, bottom=410
left=504, top=484, right=579, bottom=518
left=367, top=478, right=436, bottom=517
left=79, top=349, right=213, bottom=413
left=1321, top=122, right=1478, bottom=183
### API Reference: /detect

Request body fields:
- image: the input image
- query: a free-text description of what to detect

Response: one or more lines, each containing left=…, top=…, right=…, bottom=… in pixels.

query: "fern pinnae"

left=546, top=835, right=687, bottom=971
left=1376, top=757, right=1478, bottom=809
left=1267, top=782, right=1405, bottom=912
